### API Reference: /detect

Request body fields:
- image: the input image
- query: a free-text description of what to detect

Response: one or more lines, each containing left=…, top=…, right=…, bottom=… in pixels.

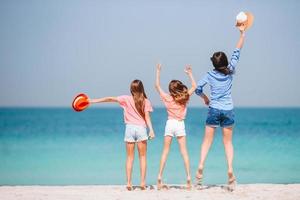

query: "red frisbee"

left=72, top=93, right=90, bottom=112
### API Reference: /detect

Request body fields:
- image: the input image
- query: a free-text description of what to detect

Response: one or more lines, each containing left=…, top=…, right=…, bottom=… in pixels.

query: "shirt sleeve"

left=117, top=95, right=128, bottom=108
left=195, top=73, right=209, bottom=96
left=144, top=99, right=153, bottom=112
left=228, top=48, right=241, bottom=74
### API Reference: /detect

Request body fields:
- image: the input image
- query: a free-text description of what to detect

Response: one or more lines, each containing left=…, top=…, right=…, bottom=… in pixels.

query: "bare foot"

left=126, top=185, right=133, bottom=191
left=186, top=179, right=192, bottom=190
left=157, top=179, right=169, bottom=190
left=195, top=168, right=203, bottom=187
left=227, top=172, right=236, bottom=191
left=140, top=182, right=146, bottom=190
left=157, top=179, right=162, bottom=190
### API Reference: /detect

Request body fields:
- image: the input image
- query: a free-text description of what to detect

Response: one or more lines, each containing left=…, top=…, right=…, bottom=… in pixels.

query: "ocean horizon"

left=1, top=107, right=300, bottom=185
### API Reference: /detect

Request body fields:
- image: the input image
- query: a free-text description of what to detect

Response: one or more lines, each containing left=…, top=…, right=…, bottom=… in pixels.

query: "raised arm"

left=155, top=63, right=166, bottom=95
left=184, top=65, right=197, bottom=96
left=236, top=30, right=245, bottom=49
left=88, top=97, right=118, bottom=104
left=228, top=30, right=245, bottom=73
left=145, top=112, right=155, bottom=139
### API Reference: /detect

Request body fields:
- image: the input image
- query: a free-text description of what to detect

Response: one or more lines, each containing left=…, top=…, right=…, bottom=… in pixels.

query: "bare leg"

left=222, top=127, right=236, bottom=190
left=222, top=127, right=234, bottom=174
left=177, top=136, right=191, bottom=189
left=198, top=126, right=216, bottom=170
left=196, top=126, right=216, bottom=178
left=137, top=140, right=147, bottom=189
left=126, top=142, right=135, bottom=190
left=157, top=136, right=172, bottom=187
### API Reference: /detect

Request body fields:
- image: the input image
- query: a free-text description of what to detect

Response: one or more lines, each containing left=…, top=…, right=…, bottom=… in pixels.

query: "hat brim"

left=72, top=93, right=90, bottom=112
left=235, top=12, right=254, bottom=31
left=245, top=12, right=254, bottom=30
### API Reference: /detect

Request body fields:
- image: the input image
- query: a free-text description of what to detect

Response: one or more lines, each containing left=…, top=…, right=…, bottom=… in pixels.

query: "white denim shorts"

left=124, top=124, right=148, bottom=142
left=164, top=119, right=186, bottom=137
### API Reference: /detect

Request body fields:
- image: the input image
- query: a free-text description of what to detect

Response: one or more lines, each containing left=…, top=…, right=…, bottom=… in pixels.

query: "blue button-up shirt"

left=195, top=48, right=241, bottom=110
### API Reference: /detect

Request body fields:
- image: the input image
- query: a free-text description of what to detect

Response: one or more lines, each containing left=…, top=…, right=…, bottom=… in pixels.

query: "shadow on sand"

left=130, top=184, right=234, bottom=192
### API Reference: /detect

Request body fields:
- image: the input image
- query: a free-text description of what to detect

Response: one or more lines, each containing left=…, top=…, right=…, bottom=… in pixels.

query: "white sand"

left=1, top=184, right=300, bottom=200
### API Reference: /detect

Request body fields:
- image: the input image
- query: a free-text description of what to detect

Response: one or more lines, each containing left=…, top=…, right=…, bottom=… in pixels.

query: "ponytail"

left=210, top=52, right=232, bottom=75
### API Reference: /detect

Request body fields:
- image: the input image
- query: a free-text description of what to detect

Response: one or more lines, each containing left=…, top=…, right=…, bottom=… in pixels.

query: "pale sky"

left=0, top=0, right=299, bottom=107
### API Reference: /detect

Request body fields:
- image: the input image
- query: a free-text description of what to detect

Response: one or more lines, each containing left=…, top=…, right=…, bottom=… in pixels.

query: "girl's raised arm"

left=184, top=65, right=197, bottom=96
left=88, top=97, right=118, bottom=104
left=155, top=63, right=166, bottom=96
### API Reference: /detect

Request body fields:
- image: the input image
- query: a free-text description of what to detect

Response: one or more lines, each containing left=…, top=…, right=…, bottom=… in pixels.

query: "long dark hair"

left=130, top=80, right=147, bottom=120
left=211, top=51, right=231, bottom=75
left=168, top=80, right=189, bottom=106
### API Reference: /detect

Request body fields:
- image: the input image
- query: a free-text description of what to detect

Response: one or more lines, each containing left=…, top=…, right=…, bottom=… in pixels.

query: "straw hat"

left=236, top=11, right=254, bottom=31
left=72, top=93, right=90, bottom=112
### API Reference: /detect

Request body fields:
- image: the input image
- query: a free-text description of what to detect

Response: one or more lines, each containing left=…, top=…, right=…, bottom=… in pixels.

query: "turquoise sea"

left=0, top=107, right=300, bottom=185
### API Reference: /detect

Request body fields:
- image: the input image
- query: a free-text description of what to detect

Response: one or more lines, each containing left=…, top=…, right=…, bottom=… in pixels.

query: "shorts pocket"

left=206, top=107, right=220, bottom=126
left=221, top=110, right=235, bottom=127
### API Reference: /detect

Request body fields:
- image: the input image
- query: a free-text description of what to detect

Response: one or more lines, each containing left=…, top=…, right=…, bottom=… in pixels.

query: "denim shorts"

left=206, top=107, right=235, bottom=127
left=124, top=124, right=148, bottom=142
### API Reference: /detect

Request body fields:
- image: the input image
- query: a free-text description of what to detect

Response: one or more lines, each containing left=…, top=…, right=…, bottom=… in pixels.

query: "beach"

left=1, top=0, right=300, bottom=199
left=1, top=184, right=300, bottom=200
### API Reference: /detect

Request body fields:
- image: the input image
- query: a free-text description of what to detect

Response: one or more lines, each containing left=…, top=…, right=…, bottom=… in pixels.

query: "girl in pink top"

left=155, top=63, right=197, bottom=190
left=88, top=80, right=155, bottom=191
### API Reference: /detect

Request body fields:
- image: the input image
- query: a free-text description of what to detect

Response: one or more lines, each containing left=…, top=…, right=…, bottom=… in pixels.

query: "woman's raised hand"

left=240, top=29, right=245, bottom=37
